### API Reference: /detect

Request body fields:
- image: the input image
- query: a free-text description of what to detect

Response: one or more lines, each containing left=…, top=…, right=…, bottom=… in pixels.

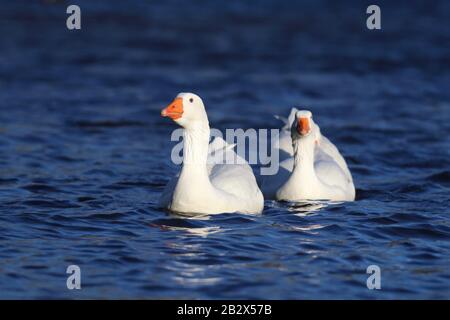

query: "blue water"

left=0, top=0, right=449, bottom=299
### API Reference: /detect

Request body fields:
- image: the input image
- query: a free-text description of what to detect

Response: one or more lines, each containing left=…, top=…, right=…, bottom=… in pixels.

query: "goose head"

left=291, top=110, right=314, bottom=139
left=161, top=92, right=208, bottom=129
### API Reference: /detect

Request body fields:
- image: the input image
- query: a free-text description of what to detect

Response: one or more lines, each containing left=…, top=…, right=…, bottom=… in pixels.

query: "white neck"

left=182, top=121, right=210, bottom=166
left=288, top=136, right=320, bottom=184
left=276, top=134, right=323, bottom=200
left=170, top=121, right=220, bottom=208
left=291, top=136, right=316, bottom=181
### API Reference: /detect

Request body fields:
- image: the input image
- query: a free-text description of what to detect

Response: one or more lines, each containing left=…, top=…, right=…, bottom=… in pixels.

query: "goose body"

left=262, top=109, right=355, bottom=201
left=159, top=93, right=264, bottom=215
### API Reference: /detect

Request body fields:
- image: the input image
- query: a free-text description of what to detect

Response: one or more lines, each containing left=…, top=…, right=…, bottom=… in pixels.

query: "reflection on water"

left=285, top=200, right=330, bottom=216
left=150, top=211, right=221, bottom=237
left=168, top=211, right=212, bottom=220
left=166, top=225, right=222, bottom=238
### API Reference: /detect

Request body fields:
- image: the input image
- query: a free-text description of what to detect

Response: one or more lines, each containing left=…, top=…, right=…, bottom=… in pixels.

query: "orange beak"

left=297, top=117, right=311, bottom=135
left=161, top=97, right=184, bottom=120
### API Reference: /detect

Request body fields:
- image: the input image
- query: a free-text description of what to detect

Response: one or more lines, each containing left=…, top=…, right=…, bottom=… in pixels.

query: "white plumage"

left=159, top=93, right=264, bottom=215
left=261, top=108, right=355, bottom=201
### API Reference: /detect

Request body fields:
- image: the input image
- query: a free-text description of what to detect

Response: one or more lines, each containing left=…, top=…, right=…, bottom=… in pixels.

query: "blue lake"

left=0, top=0, right=449, bottom=299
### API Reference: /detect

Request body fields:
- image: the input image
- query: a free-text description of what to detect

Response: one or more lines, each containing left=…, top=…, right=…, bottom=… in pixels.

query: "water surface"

left=0, top=0, right=449, bottom=299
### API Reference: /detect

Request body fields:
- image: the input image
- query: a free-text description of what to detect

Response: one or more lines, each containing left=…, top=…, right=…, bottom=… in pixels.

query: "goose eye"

left=189, top=98, right=194, bottom=103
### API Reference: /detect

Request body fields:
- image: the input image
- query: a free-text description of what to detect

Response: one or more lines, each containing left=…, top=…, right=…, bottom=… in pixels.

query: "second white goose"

left=261, top=109, right=355, bottom=201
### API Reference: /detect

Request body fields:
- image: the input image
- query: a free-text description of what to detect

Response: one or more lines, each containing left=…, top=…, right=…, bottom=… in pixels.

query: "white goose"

left=159, top=92, right=264, bottom=215
left=261, top=109, right=355, bottom=201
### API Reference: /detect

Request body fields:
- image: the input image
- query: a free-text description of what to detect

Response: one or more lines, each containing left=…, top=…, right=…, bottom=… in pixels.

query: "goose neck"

left=181, top=122, right=210, bottom=170
left=292, top=136, right=315, bottom=175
